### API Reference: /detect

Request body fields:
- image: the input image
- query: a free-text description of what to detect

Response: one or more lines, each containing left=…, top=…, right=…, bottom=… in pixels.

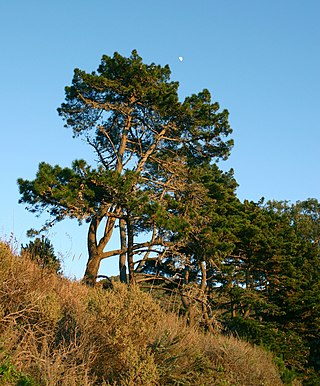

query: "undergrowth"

left=0, top=241, right=283, bottom=385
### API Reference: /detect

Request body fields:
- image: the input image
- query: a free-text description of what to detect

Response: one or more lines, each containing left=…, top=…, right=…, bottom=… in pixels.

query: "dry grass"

left=0, top=241, right=283, bottom=385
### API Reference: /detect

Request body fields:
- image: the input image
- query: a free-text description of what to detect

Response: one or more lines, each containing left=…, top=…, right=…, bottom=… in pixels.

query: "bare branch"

left=98, top=126, right=120, bottom=165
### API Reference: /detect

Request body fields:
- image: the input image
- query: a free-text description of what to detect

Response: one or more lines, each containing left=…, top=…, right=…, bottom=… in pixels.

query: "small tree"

left=21, top=236, right=61, bottom=273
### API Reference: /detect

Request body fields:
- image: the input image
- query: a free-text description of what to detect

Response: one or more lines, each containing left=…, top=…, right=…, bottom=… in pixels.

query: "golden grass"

left=0, top=241, right=283, bottom=385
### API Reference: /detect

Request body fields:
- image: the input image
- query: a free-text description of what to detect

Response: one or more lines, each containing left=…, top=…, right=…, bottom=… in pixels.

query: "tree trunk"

left=127, top=217, right=135, bottom=285
left=83, top=214, right=116, bottom=286
left=180, top=258, right=195, bottom=327
left=84, top=252, right=102, bottom=286
left=200, top=260, right=215, bottom=334
left=83, top=217, right=101, bottom=286
left=84, top=110, right=132, bottom=286
left=119, top=218, right=128, bottom=283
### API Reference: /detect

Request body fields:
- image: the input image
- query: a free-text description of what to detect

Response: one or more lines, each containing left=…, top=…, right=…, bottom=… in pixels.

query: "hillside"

left=0, top=241, right=283, bottom=385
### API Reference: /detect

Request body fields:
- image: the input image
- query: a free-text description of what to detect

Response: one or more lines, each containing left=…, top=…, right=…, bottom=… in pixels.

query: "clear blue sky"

left=1, top=0, right=320, bottom=279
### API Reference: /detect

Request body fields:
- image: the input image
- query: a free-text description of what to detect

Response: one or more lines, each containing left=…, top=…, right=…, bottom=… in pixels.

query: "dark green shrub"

left=21, top=236, right=61, bottom=273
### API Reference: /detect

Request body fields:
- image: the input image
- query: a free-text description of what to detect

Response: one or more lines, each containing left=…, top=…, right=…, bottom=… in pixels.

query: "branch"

left=86, top=135, right=111, bottom=169
left=135, top=127, right=167, bottom=173
left=101, top=248, right=124, bottom=259
left=98, top=207, right=121, bottom=251
left=100, top=236, right=165, bottom=260
left=78, top=94, right=131, bottom=116
left=98, top=126, right=120, bottom=165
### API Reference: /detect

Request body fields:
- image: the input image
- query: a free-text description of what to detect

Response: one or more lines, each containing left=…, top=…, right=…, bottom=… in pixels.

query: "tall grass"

left=0, top=241, right=283, bottom=385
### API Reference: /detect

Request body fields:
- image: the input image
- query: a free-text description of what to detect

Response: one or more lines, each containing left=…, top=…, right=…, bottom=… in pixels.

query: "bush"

left=21, top=236, right=61, bottom=273
left=0, top=241, right=283, bottom=385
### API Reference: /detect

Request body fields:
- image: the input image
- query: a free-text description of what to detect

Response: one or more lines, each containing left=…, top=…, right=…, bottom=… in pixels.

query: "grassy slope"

left=0, top=242, right=283, bottom=386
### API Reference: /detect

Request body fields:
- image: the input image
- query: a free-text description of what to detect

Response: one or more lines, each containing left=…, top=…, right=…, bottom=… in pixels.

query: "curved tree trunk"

left=83, top=213, right=117, bottom=285
left=83, top=217, right=101, bottom=286
left=84, top=252, right=102, bottom=286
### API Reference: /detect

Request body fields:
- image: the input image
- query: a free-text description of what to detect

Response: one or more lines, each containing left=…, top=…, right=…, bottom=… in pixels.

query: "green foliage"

left=211, top=199, right=320, bottom=383
left=0, top=354, right=37, bottom=386
left=273, top=356, right=298, bottom=385
left=226, top=317, right=308, bottom=372
left=21, top=236, right=61, bottom=273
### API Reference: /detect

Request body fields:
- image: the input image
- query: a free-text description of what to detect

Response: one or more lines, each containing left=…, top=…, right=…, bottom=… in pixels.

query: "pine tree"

left=18, top=50, right=233, bottom=285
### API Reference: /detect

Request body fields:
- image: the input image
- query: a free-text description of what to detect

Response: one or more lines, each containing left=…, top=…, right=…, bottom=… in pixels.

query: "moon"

left=178, top=56, right=184, bottom=62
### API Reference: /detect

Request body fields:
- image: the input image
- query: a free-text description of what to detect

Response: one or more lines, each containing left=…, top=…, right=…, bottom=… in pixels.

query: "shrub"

left=21, top=237, right=61, bottom=273
left=0, top=241, right=283, bottom=385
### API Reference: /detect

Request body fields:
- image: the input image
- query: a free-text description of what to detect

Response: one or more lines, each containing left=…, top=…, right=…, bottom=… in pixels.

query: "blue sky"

left=1, top=0, right=320, bottom=279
